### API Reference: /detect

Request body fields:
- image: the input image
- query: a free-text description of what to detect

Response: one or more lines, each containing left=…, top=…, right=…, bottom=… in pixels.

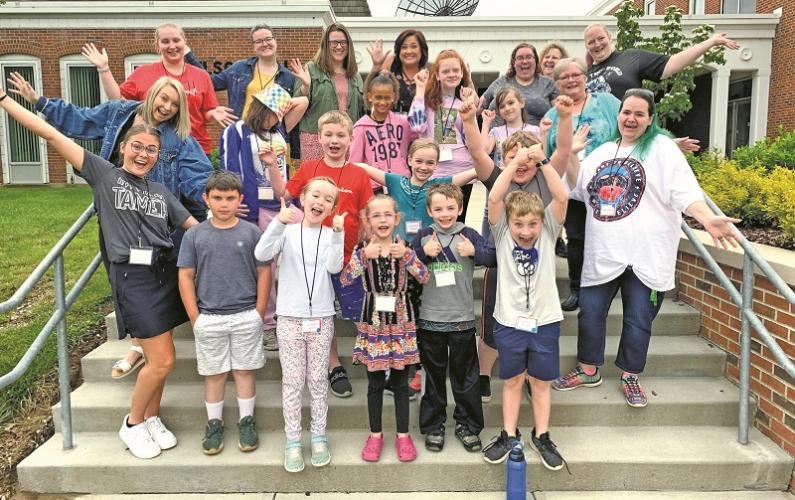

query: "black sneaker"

left=555, top=237, right=568, bottom=258
left=425, top=429, right=445, bottom=452
left=482, top=428, right=521, bottom=464
left=455, top=423, right=482, bottom=452
left=328, top=366, right=353, bottom=398
left=531, top=428, right=565, bottom=471
left=524, top=378, right=532, bottom=401
left=479, top=375, right=492, bottom=403
left=561, top=291, right=579, bottom=311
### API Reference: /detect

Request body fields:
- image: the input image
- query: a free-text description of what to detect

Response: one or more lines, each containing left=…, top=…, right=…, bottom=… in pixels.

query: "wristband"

left=0, top=94, right=8, bottom=102
left=537, top=157, right=550, bottom=167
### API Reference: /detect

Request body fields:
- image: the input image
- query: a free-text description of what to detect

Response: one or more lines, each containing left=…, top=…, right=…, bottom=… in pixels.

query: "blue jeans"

left=576, top=267, right=665, bottom=374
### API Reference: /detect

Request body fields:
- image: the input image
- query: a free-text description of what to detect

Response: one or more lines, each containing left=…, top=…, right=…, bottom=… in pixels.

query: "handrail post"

left=738, top=253, right=754, bottom=445
left=53, top=255, right=73, bottom=450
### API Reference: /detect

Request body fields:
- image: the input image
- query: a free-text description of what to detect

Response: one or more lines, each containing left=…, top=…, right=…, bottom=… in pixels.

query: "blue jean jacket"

left=185, top=52, right=300, bottom=158
left=35, top=96, right=213, bottom=206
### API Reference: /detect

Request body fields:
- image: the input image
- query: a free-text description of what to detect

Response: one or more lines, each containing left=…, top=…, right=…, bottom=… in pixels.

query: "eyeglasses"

left=557, top=73, right=584, bottom=82
left=328, top=39, right=348, bottom=48
left=253, top=37, right=276, bottom=45
left=514, top=56, right=535, bottom=63
left=368, top=212, right=396, bottom=220
left=129, top=141, right=159, bottom=157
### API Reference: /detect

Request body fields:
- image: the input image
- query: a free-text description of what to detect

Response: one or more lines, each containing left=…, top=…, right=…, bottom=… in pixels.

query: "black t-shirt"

left=586, top=49, right=669, bottom=99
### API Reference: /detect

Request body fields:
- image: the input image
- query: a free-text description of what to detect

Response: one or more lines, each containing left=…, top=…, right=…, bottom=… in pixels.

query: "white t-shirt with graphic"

left=570, top=134, right=703, bottom=291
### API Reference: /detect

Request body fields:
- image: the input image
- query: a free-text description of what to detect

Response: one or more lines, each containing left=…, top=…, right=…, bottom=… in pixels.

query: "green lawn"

left=0, top=186, right=112, bottom=423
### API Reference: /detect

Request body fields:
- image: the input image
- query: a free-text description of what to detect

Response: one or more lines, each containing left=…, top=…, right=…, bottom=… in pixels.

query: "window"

left=0, top=56, right=47, bottom=183
left=645, top=0, right=656, bottom=14
left=61, top=56, right=105, bottom=183
left=124, top=54, right=159, bottom=78
left=722, top=0, right=756, bottom=14
left=690, top=0, right=705, bottom=14
left=725, top=78, right=752, bottom=156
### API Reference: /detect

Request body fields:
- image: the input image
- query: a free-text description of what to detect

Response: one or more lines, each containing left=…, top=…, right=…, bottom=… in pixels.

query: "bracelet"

left=97, top=67, right=110, bottom=74
left=0, top=94, right=8, bottom=102
left=537, top=157, right=550, bottom=167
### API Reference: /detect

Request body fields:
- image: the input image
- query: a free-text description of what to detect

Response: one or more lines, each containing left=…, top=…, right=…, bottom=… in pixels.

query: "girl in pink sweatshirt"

left=351, top=72, right=417, bottom=193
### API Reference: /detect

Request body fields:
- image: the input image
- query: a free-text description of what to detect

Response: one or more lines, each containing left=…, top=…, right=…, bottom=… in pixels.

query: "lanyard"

left=504, top=122, right=527, bottom=139
left=256, top=65, right=276, bottom=91
left=512, top=243, right=539, bottom=310
left=312, top=159, right=346, bottom=187
left=300, top=224, right=323, bottom=316
left=433, top=230, right=458, bottom=264
left=127, top=172, right=152, bottom=247
left=441, top=97, right=457, bottom=139
left=607, top=139, right=641, bottom=186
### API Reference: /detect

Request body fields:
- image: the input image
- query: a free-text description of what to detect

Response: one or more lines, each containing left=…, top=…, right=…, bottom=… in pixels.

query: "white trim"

left=0, top=1, right=335, bottom=29
left=124, top=54, right=160, bottom=79
left=690, top=0, right=706, bottom=15
left=0, top=56, right=48, bottom=184
left=587, top=0, right=623, bottom=16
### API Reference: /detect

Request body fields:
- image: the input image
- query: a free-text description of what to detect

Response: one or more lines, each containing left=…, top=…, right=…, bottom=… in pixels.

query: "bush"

left=761, top=168, right=795, bottom=239
left=730, top=126, right=795, bottom=171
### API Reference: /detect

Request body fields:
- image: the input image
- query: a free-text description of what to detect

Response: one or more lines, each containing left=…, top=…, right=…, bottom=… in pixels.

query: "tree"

left=613, top=1, right=728, bottom=125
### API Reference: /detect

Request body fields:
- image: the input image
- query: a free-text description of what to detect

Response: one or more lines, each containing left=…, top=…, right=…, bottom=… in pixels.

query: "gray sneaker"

left=237, top=415, right=258, bottom=452
left=263, top=328, right=278, bottom=351
left=202, top=419, right=224, bottom=455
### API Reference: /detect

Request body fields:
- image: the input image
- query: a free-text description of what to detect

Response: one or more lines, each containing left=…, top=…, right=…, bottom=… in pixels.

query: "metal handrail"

left=0, top=203, right=101, bottom=450
left=681, top=193, right=795, bottom=445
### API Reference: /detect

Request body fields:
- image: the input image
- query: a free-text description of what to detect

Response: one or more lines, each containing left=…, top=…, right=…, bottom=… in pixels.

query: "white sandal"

left=111, top=345, right=145, bottom=379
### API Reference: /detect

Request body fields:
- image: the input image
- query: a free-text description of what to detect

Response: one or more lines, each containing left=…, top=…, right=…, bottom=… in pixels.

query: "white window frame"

left=0, top=55, right=48, bottom=184
left=124, top=54, right=159, bottom=78
left=60, top=55, right=108, bottom=184
left=644, top=0, right=656, bottom=14
left=721, top=0, right=756, bottom=14
left=690, top=0, right=705, bottom=14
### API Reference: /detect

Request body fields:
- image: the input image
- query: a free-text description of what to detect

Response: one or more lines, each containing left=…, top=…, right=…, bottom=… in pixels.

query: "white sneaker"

left=145, top=415, right=178, bottom=450
left=119, top=414, right=161, bottom=459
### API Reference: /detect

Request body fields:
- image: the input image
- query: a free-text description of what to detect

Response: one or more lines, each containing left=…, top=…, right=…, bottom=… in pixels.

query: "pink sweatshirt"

left=350, top=111, right=416, bottom=190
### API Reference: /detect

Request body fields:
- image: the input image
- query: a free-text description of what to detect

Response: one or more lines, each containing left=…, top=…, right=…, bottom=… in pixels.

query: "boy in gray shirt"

left=177, top=171, right=269, bottom=455
left=412, top=184, right=496, bottom=453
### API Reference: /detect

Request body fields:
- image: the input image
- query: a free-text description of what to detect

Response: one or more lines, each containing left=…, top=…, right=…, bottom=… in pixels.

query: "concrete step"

left=54, top=376, right=748, bottom=433
left=82, top=335, right=725, bottom=384
left=37, top=492, right=795, bottom=499
left=103, top=297, right=701, bottom=340
left=18, top=426, right=793, bottom=493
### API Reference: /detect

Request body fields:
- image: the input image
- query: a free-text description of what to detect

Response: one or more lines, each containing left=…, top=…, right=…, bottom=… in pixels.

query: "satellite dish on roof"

left=395, top=0, right=480, bottom=17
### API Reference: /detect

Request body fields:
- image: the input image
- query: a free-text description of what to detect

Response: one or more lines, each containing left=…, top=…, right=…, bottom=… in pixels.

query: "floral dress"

left=340, top=242, right=429, bottom=371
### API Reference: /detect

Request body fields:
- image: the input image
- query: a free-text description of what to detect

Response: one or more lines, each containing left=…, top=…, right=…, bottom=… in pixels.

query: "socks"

left=205, top=400, right=224, bottom=421
left=237, top=395, right=256, bottom=421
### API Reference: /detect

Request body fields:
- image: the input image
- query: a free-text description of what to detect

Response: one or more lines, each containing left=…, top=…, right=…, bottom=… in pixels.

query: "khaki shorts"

left=193, top=308, right=265, bottom=376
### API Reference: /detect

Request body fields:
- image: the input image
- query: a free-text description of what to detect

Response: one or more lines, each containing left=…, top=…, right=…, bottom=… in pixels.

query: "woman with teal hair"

left=553, top=88, right=741, bottom=408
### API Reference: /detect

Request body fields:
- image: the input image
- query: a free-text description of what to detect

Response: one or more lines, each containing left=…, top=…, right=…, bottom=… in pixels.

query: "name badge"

left=434, top=269, right=456, bottom=287
left=600, top=203, right=615, bottom=217
left=375, top=295, right=396, bottom=312
left=128, top=246, right=154, bottom=266
left=439, top=147, right=453, bottom=162
left=302, top=319, right=321, bottom=333
left=516, top=316, right=538, bottom=334
left=258, top=186, right=274, bottom=200
left=405, top=220, right=422, bottom=234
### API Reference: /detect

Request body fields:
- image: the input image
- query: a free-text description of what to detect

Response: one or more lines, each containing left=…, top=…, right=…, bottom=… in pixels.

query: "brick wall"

left=676, top=249, right=795, bottom=491
left=758, top=0, right=795, bottom=136
left=0, top=27, right=322, bottom=184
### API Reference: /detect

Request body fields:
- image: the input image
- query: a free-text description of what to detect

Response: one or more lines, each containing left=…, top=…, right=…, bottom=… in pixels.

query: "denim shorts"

left=493, top=321, right=561, bottom=381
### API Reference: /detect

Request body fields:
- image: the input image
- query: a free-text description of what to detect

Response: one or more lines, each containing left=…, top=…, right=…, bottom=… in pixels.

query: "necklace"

left=256, top=64, right=276, bottom=91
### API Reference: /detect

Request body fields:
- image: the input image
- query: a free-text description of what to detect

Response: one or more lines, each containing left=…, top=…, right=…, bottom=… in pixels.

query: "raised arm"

left=0, top=92, right=84, bottom=169
left=458, top=89, right=494, bottom=181
left=289, top=59, right=311, bottom=98
left=534, top=149, right=568, bottom=225
left=81, top=43, right=122, bottom=99
left=662, top=33, right=739, bottom=79
left=548, top=95, right=573, bottom=176
left=353, top=162, right=387, bottom=186
left=407, top=69, right=430, bottom=134
left=283, top=96, right=309, bottom=133
left=487, top=147, right=527, bottom=225
left=566, top=124, right=591, bottom=189
left=480, top=109, right=497, bottom=154
left=452, top=168, right=478, bottom=186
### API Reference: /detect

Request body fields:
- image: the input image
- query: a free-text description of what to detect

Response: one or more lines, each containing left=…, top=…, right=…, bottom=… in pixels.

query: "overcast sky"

left=366, top=0, right=606, bottom=17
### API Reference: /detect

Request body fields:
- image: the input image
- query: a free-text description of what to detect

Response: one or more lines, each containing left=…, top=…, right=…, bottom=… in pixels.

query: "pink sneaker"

left=395, top=434, right=417, bottom=462
left=361, top=434, right=383, bottom=462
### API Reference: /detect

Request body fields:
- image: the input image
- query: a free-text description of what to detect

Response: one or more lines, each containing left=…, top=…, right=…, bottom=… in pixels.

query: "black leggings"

left=564, top=199, right=586, bottom=292
left=367, top=369, right=409, bottom=434
left=457, top=183, right=473, bottom=223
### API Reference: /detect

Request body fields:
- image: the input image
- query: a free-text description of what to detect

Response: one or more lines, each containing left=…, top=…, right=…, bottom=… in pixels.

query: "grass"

left=0, top=186, right=112, bottom=423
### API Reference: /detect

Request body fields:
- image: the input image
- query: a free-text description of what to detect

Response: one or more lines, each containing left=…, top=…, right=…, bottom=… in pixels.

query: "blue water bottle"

left=506, top=440, right=526, bottom=500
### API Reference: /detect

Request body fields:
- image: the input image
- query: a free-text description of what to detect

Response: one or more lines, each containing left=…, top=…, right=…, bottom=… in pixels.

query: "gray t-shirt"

left=491, top=205, right=563, bottom=328
left=177, top=219, right=266, bottom=315
left=482, top=74, right=559, bottom=126
left=586, top=49, right=669, bottom=99
left=80, top=150, right=190, bottom=263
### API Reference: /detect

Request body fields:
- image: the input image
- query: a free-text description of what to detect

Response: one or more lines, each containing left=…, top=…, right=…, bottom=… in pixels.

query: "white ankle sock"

left=205, top=400, right=224, bottom=421
left=237, top=396, right=256, bottom=421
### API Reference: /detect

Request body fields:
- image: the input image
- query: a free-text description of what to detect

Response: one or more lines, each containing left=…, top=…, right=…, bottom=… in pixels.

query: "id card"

left=301, top=319, right=321, bottom=333
left=128, top=246, right=154, bottom=266
left=439, top=146, right=453, bottom=162
left=258, top=186, right=274, bottom=200
left=516, top=316, right=538, bottom=334
left=434, top=269, right=456, bottom=287
left=405, top=220, right=422, bottom=235
left=600, top=203, right=615, bottom=217
left=375, top=295, right=396, bottom=312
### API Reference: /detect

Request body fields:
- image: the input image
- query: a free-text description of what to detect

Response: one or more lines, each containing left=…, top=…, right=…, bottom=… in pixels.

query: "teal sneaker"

left=310, top=434, right=331, bottom=467
left=202, top=419, right=224, bottom=455
left=284, top=438, right=304, bottom=473
left=237, top=415, right=258, bottom=452
left=552, top=366, right=602, bottom=391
